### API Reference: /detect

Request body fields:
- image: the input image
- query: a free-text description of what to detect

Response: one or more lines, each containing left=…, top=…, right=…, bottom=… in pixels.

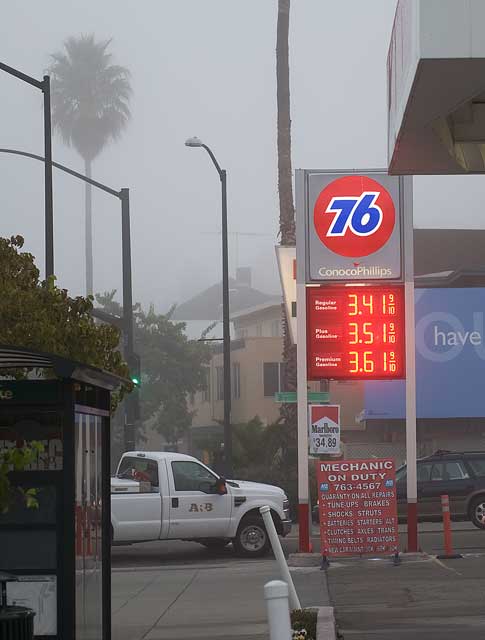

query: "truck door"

left=113, top=456, right=162, bottom=542
left=167, top=460, right=232, bottom=539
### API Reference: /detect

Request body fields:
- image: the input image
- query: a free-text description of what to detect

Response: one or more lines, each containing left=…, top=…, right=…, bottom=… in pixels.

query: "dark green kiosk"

left=0, top=346, right=125, bottom=640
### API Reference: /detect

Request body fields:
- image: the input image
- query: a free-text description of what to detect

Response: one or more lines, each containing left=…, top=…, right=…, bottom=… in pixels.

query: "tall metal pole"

left=85, top=161, right=94, bottom=296
left=0, top=66, right=55, bottom=278
left=221, top=169, right=232, bottom=477
left=42, top=75, right=54, bottom=279
left=403, top=176, right=418, bottom=552
left=295, top=169, right=310, bottom=553
left=121, top=188, right=137, bottom=451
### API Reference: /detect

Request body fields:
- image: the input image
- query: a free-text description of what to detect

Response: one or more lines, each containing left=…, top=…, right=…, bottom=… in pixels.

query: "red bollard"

left=436, top=494, right=462, bottom=560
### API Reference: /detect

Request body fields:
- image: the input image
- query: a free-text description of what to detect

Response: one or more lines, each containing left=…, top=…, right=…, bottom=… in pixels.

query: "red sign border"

left=316, top=457, right=399, bottom=558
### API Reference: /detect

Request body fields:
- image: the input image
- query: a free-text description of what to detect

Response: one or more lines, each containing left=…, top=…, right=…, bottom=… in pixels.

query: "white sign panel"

left=308, top=404, right=340, bottom=455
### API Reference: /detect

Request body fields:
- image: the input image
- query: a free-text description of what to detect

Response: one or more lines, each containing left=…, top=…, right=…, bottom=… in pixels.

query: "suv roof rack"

left=430, top=449, right=485, bottom=457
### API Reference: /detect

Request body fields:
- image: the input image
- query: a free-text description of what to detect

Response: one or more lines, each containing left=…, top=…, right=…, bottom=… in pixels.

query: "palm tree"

left=48, top=34, right=132, bottom=296
left=276, top=0, right=297, bottom=435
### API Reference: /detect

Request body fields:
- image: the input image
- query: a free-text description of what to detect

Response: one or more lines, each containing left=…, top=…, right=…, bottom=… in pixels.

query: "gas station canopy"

left=388, top=0, right=485, bottom=174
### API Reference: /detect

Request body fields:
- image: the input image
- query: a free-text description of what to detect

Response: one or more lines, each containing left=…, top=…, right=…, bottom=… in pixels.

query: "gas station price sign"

left=307, top=285, right=405, bottom=380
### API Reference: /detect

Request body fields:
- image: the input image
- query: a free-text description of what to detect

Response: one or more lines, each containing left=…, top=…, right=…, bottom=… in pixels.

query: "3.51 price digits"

left=349, top=322, right=396, bottom=345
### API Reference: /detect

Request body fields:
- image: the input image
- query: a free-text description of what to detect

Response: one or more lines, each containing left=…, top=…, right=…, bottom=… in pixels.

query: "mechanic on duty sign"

left=316, top=458, right=399, bottom=556
left=308, top=404, right=340, bottom=454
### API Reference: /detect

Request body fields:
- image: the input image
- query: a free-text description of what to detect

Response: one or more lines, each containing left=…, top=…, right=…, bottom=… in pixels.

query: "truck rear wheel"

left=233, top=516, right=270, bottom=558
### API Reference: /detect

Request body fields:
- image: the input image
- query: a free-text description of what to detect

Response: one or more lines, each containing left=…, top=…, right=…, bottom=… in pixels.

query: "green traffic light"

left=132, top=376, right=140, bottom=386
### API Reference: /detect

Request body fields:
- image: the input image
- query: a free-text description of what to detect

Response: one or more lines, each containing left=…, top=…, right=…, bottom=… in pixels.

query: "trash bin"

left=0, top=606, right=35, bottom=639
left=0, top=573, right=34, bottom=640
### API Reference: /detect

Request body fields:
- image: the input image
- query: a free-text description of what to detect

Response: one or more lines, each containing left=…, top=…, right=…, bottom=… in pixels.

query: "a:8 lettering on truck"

left=111, top=451, right=292, bottom=557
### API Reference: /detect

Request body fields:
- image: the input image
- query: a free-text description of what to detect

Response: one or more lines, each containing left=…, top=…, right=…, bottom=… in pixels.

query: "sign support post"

left=296, top=280, right=310, bottom=552
left=403, top=177, right=418, bottom=552
left=295, top=170, right=310, bottom=553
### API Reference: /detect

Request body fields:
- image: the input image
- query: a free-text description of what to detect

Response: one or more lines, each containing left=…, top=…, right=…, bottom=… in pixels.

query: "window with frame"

left=216, top=366, right=224, bottom=401
left=263, top=362, right=285, bottom=397
left=271, top=319, right=281, bottom=337
left=171, top=461, right=218, bottom=492
left=117, top=457, right=159, bottom=492
left=430, top=461, right=469, bottom=481
left=417, top=463, right=433, bottom=482
left=232, top=362, right=241, bottom=399
left=468, top=458, right=485, bottom=477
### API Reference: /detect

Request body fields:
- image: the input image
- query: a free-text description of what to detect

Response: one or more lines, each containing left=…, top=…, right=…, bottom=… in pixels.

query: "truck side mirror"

left=215, top=478, right=227, bottom=495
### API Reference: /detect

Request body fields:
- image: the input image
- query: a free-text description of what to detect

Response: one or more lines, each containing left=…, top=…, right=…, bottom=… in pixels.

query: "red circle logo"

left=313, top=176, right=395, bottom=258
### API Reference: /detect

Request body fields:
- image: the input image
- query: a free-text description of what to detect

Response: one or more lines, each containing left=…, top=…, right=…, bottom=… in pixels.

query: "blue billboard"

left=364, top=288, right=485, bottom=419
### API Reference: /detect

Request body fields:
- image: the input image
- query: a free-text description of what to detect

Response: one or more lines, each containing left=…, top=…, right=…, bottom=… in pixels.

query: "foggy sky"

left=1, top=1, right=484, bottom=313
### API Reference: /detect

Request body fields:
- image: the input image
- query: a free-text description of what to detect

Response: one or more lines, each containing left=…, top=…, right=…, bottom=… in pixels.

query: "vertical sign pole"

left=403, top=176, right=418, bottom=552
left=295, top=169, right=310, bottom=553
left=297, top=281, right=310, bottom=552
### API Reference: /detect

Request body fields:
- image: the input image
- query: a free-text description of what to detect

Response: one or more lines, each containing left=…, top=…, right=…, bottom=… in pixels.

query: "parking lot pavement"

left=112, top=557, right=330, bottom=640
left=327, top=553, right=485, bottom=640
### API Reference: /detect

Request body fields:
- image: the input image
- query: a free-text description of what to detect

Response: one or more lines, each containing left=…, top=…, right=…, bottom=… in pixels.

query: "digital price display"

left=307, top=286, right=405, bottom=380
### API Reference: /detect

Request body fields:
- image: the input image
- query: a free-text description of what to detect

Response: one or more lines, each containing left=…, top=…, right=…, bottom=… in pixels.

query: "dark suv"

left=395, top=450, right=485, bottom=529
left=313, top=451, right=485, bottom=529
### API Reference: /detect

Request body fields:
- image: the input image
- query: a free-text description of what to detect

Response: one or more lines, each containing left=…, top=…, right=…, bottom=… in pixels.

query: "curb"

left=317, top=606, right=336, bottom=640
left=288, top=553, right=322, bottom=567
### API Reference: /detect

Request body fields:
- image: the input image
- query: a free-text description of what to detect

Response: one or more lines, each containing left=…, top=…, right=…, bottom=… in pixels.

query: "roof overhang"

left=0, top=345, right=127, bottom=391
left=388, top=0, right=485, bottom=175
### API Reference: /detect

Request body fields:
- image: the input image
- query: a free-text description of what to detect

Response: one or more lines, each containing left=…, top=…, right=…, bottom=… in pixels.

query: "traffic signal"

left=127, top=352, right=141, bottom=387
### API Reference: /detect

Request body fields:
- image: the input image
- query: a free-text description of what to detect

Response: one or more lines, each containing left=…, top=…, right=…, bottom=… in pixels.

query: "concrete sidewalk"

left=112, top=559, right=330, bottom=640
left=326, top=552, right=485, bottom=639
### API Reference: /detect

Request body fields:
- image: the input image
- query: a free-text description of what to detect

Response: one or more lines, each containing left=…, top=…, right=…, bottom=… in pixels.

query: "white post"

left=296, top=283, right=310, bottom=552
left=264, top=580, right=292, bottom=640
left=260, top=506, right=301, bottom=610
left=403, top=176, right=418, bottom=552
left=295, top=169, right=310, bottom=553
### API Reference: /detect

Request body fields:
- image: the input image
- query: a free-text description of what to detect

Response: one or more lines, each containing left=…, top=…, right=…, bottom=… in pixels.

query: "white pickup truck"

left=111, top=451, right=292, bottom=557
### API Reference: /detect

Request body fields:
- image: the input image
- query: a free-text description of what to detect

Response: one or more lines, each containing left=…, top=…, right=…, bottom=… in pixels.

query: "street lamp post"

left=0, top=62, right=54, bottom=278
left=185, top=136, right=232, bottom=477
left=0, top=147, right=138, bottom=449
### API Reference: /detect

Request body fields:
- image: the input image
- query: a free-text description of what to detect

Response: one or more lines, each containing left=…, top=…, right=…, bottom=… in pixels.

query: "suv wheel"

left=469, top=496, right=485, bottom=529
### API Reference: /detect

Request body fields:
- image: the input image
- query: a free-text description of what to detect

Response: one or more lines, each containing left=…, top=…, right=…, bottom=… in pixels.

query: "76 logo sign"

left=326, top=192, right=382, bottom=237
left=314, top=176, right=396, bottom=258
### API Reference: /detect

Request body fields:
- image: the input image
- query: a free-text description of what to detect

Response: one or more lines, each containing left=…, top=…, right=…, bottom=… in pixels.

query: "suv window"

left=171, top=461, right=217, bottom=492
left=117, top=457, right=159, bottom=492
left=417, top=463, right=433, bottom=482
left=430, top=461, right=469, bottom=481
left=468, top=458, right=485, bottom=477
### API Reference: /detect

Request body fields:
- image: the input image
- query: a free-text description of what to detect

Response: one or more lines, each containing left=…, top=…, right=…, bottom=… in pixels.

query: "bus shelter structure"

left=0, top=346, right=125, bottom=639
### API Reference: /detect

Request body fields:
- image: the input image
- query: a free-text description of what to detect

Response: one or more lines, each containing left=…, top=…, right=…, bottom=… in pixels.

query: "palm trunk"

left=277, top=0, right=295, bottom=246
left=276, top=0, right=297, bottom=433
left=84, top=158, right=93, bottom=296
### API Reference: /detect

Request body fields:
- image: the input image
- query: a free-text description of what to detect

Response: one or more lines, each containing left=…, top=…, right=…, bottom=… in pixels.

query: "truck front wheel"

left=233, top=516, right=270, bottom=558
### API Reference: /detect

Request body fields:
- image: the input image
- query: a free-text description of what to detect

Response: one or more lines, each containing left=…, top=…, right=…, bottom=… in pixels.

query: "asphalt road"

left=111, top=522, right=484, bottom=569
